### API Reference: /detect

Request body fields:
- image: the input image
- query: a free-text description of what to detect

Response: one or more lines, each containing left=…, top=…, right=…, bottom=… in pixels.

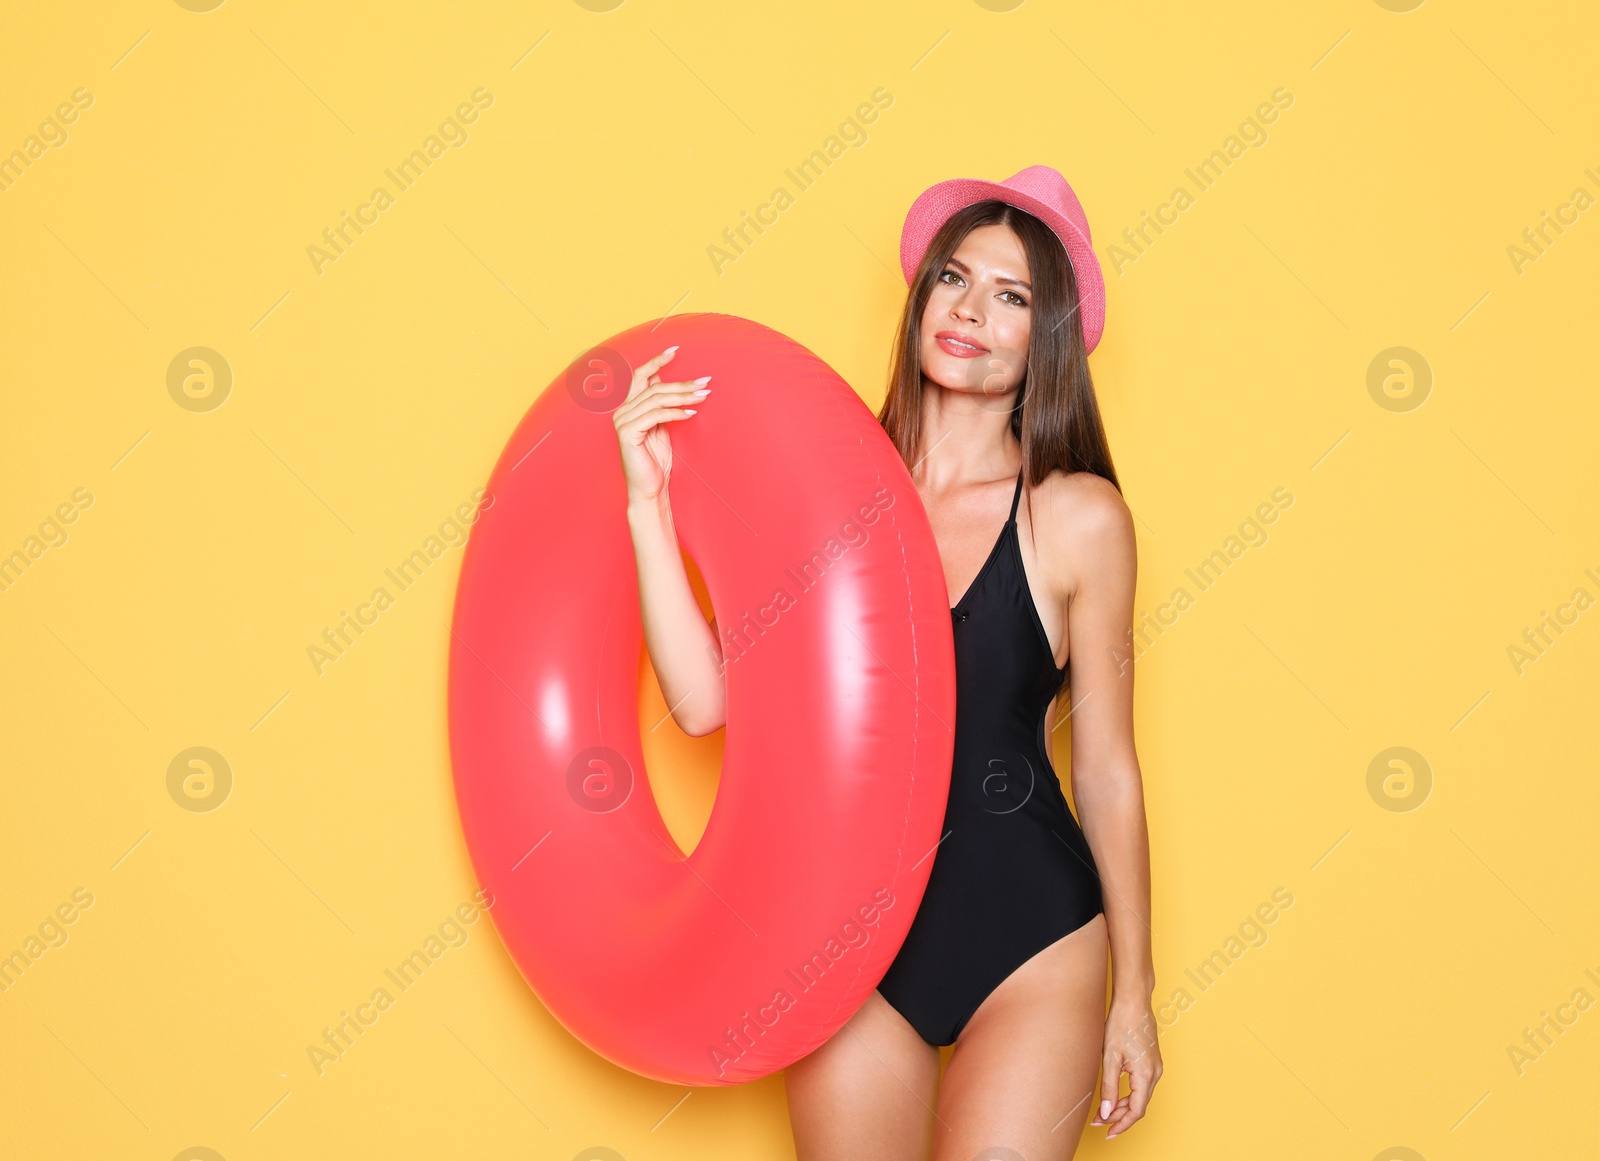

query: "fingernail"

left=692, top=388, right=710, bottom=397
left=665, top=345, right=679, bottom=354
left=683, top=408, right=697, bottom=414
left=1100, top=1100, right=1111, bottom=1120
left=693, top=375, right=711, bottom=385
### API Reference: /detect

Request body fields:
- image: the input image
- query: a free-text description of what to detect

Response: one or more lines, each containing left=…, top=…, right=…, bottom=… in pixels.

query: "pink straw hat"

left=899, top=164, right=1106, bottom=355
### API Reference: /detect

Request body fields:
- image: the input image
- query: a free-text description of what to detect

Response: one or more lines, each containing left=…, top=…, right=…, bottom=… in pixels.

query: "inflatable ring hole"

left=635, top=547, right=723, bottom=857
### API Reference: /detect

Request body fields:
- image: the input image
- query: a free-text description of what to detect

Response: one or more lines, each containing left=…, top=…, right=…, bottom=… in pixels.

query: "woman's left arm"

left=1055, top=478, right=1162, bottom=1140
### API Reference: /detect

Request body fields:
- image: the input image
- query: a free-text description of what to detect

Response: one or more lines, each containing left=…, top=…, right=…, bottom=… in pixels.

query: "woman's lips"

left=935, top=333, right=989, bottom=358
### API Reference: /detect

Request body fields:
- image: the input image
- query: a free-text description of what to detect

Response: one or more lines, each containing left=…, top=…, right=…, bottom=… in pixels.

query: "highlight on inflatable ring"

left=447, top=313, right=956, bottom=1085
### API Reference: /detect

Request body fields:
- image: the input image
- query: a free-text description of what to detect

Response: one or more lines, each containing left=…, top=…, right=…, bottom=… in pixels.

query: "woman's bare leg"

left=785, top=989, right=941, bottom=1161
left=932, top=914, right=1109, bottom=1161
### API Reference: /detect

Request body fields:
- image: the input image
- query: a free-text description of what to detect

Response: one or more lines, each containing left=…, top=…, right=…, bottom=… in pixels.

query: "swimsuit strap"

left=1007, top=467, right=1025, bottom=523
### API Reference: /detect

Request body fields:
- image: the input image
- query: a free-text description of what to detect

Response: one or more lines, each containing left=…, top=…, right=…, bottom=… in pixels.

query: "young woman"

left=613, top=166, right=1160, bottom=1160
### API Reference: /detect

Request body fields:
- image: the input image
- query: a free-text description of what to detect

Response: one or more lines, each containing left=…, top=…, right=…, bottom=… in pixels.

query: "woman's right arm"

left=613, top=346, right=727, bottom=736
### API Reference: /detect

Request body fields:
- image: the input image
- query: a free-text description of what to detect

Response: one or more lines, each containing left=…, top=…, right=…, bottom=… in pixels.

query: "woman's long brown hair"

left=877, top=200, right=1120, bottom=496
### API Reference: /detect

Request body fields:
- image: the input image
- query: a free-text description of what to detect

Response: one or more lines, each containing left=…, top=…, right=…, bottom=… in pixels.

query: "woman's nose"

left=951, top=294, right=981, bottom=323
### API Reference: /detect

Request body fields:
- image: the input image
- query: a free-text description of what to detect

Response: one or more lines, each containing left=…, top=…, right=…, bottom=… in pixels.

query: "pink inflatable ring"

left=448, top=313, right=956, bottom=1085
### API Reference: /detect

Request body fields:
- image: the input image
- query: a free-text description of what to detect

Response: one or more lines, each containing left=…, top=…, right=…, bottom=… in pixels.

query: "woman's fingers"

left=1094, top=1051, right=1122, bottom=1126
left=616, top=405, right=699, bottom=442
left=1104, top=1057, right=1161, bottom=1139
left=613, top=387, right=709, bottom=434
left=614, top=387, right=704, bottom=428
left=623, top=345, right=679, bottom=402
left=1093, top=1099, right=1131, bottom=1131
left=612, top=377, right=712, bottom=429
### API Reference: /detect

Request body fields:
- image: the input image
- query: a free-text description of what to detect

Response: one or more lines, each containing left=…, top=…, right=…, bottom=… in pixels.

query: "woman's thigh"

left=784, top=988, right=942, bottom=1161
left=932, top=914, right=1109, bottom=1161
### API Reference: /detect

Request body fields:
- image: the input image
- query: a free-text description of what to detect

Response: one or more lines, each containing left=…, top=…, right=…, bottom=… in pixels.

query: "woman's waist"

left=947, top=741, right=1066, bottom=814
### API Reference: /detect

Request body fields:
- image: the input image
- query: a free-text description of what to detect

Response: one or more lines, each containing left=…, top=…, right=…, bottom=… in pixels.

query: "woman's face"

left=918, top=223, right=1033, bottom=401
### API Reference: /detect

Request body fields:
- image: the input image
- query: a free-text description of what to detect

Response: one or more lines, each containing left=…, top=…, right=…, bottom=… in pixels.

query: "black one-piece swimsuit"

left=877, top=468, right=1105, bottom=1047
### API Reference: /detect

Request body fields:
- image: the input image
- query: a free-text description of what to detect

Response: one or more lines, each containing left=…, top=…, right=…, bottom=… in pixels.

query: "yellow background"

left=2, top=0, right=1597, bottom=1158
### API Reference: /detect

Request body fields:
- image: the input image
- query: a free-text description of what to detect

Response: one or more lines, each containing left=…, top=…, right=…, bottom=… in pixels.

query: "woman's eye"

left=940, top=270, right=962, bottom=285
left=1003, top=291, right=1027, bottom=306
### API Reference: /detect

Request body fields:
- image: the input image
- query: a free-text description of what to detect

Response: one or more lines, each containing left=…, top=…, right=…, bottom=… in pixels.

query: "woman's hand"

left=1092, top=996, right=1163, bottom=1139
left=612, top=345, right=712, bottom=505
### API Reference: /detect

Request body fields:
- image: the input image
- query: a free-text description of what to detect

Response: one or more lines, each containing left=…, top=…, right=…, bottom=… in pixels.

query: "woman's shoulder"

left=1029, top=468, right=1135, bottom=586
left=1031, top=468, right=1130, bottom=541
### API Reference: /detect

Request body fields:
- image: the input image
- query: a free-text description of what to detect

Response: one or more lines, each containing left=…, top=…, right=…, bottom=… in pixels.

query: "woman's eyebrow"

left=947, top=257, right=1031, bottom=291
